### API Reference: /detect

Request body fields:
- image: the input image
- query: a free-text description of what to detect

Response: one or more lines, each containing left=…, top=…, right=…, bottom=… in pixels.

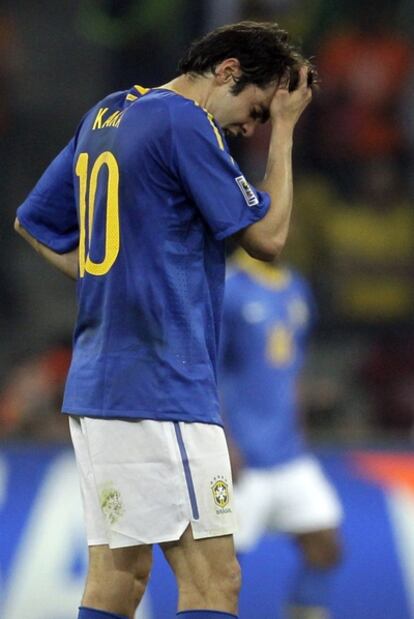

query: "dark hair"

left=178, top=21, right=308, bottom=94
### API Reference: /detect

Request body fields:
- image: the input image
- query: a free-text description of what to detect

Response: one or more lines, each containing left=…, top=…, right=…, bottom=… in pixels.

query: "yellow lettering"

left=75, top=153, right=89, bottom=278
left=86, top=152, right=120, bottom=275
left=75, top=151, right=120, bottom=277
left=102, top=111, right=121, bottom=128
left=114, top=112, right=125, bottom=127
left=266, top=324, right=294, bottom=366
left=92, top=107, right=109, bottom=130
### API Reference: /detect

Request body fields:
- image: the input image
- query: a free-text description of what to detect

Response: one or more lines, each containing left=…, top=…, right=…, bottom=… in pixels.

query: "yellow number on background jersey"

left=76, top=151, right=120, bottom=277
left=266, top=324, right=294, bottom=366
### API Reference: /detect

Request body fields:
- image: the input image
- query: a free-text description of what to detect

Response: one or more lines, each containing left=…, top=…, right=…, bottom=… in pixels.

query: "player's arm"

left=14, top=217, right=78, bottom=280
left=14, top=138, right=80, bottom=279
left=235, top=67, right=312, bottom=261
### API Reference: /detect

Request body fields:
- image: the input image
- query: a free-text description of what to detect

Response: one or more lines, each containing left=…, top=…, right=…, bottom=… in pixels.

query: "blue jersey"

left=17, top=85, right=269, bottom=424
left=219, top=251, right=315, bottom=466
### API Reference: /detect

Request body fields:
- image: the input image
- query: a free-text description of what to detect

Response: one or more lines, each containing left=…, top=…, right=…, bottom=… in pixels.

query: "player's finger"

left=278, top=69, right=290, bottom=91
left=297, top=65, right=310, bottom=89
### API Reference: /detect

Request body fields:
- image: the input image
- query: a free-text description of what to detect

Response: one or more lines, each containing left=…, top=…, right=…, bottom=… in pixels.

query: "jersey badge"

left=242, top=301, right=268, bottom=323
left=99, top=483, right=125, bottom=525
left=288, top=298, right=309, bottom=328
left=235, top=175, right=259, bottom=207
left=211, top=476, right=230, bottom=509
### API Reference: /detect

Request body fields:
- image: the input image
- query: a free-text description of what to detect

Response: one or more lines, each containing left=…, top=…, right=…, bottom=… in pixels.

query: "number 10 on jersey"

left=75, top=151, right=120, bottom=277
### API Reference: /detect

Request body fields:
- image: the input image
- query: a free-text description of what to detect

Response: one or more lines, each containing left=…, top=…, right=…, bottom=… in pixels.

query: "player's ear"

left=214, top=58, right=242, bottom=84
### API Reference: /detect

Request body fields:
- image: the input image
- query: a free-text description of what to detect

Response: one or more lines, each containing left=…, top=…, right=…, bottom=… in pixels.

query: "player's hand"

left=270, top=65, right=313, bottom=128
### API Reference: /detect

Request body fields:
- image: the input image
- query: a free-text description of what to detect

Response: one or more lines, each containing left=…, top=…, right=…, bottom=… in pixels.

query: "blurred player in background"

left=220, top=249, right=342, bottom=619
left=14, top=21, right=313, bottom=619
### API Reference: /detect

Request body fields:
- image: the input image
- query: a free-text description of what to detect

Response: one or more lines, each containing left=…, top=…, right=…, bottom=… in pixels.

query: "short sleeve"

left=171, top=104, right=270, bottom=240
left=16, top=138, right=79, bottom=253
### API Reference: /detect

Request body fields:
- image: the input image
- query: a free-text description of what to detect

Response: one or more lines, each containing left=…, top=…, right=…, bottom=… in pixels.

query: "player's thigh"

left=161, top=525, right=240, bottom=592
left=295, top=528, right=342, bottom=569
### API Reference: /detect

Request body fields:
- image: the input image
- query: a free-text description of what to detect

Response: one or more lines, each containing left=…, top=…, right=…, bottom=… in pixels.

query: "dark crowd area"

left=1, top=0, right=414, bottom=445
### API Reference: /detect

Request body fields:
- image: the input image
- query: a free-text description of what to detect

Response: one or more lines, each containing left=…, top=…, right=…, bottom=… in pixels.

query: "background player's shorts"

left=69, top=416, right=236, bottom=548
left=234, top=455, right=343, bottom=552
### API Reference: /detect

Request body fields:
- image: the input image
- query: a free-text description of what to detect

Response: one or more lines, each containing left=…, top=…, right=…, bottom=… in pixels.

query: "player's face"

left=213, top=82, right=277, bottom=138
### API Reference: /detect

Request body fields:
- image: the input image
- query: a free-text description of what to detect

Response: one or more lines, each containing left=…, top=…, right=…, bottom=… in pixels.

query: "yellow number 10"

left=75, top=151, right=120, bottom=277
left=266, top=324, right=293, bottom=366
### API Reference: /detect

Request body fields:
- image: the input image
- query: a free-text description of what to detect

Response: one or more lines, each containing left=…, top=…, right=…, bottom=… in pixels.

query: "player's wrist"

left=269, top=118, right=295, bottom=138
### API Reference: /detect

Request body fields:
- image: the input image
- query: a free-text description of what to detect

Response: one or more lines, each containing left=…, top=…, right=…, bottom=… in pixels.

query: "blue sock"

left=289, top=565, right=335, bottom=608
left=78, top=607, right=129, bottom=619
left=177, top=612, right=238, bottom=618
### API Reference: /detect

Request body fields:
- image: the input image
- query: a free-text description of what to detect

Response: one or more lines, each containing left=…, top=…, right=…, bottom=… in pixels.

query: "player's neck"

left=160, top=74, right=213, bottom=112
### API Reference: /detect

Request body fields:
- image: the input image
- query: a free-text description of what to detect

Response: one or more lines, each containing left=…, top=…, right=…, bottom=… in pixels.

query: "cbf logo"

left=211, top=476, right=231, bottom=511
left=100, top=483, right=124, bottom=525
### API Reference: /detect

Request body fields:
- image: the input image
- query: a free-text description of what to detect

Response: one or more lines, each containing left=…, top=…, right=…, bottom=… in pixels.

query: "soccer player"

left=14, top=22, right=312, bottom=619
left=220, top=249, right=343, bottom=619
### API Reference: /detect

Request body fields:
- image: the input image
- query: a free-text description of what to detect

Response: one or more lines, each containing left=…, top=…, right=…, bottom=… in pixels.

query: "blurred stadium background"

left=1, top=1, right=414, bottom=617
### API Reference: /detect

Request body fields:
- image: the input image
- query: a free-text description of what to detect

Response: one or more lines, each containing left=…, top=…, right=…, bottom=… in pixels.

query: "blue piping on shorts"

left=174, top=422, right=200, bottom=520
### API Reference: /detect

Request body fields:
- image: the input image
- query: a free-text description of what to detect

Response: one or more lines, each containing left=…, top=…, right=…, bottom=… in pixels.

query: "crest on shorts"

left=211, top=476, right=230, bottom=508
left=99, top=483, right=125, bottom=525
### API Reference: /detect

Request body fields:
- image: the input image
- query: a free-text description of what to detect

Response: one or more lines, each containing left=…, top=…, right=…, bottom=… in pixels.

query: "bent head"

left=178, top=21, right=312, bottom=136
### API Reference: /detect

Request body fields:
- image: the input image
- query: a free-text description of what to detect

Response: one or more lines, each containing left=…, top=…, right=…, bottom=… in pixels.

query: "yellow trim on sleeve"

left=126, top=94, right=138, bottom=101
left=193, top=102, right=225, bottom=151
left=205, top=111, right=225, bottom=151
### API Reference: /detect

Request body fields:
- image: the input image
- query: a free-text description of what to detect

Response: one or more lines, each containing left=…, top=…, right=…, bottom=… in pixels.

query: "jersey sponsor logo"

left=211, top=476, right=231, bottom=511
left=235, top=175, right=259, bottom=207
left=99, top=483, right=125, bottom=525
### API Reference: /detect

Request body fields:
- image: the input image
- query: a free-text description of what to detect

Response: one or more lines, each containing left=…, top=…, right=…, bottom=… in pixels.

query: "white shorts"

left=69, top=416, right=236, bottom=548
left=234, top=455, right=343, bottom=552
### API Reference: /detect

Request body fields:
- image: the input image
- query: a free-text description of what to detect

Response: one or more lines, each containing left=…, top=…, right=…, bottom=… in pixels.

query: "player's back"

left=17, top=81, right=271, bottom=424
left=65, top=86, right=227, bottom=422
left=220, top=252, right=314, bottom=467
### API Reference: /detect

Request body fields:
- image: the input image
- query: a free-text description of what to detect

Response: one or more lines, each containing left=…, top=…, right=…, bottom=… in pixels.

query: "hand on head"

left=270, top=65, right=313, bottom=127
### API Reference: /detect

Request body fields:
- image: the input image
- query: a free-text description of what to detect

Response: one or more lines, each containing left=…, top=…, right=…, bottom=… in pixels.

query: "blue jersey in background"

left=17, top=86, right=269, bottom=424
left=219, top=250, right=315, bottom=466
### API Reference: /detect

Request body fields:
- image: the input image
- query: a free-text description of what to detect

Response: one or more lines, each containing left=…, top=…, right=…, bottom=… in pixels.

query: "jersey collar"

left=231, top=249, right=291, bottom=290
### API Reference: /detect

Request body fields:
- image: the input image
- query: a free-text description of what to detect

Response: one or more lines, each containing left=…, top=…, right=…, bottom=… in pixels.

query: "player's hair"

left=178, top=21, right=308, bottom=94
